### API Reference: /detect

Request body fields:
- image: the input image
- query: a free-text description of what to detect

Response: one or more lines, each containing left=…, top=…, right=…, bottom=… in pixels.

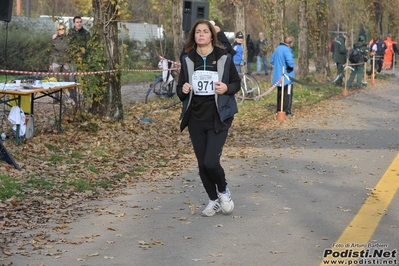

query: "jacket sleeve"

left=270, top=52, right=274, bottom=65
left=285, top=49, right=295, bottom=72
left=226, top=57, right=241, bottom=95
left=339, top=41, right=347, bottom=55
left=176, top=57, right=188, bottom=101
left=218, top=31, right=236, bottom=56
left=248, top=41, right=255, bottom=53
left=255, top=41, right=260, bottom=56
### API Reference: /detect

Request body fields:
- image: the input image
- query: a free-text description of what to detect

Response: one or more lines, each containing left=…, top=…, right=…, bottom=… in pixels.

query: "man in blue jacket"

left=270, top=36, right=295, bottom=117
left=232, top=31, right=244, bottom=73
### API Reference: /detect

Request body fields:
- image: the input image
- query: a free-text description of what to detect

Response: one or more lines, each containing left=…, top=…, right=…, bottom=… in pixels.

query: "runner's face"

left=195, top=24, right=212, bottom=47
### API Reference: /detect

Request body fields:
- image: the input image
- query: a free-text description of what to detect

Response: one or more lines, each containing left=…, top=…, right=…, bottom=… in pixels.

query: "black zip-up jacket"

left=177, top=47, right=241, bottom=132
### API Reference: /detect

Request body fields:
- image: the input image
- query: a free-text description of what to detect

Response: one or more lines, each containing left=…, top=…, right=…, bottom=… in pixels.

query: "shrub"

left=0, top=23, right=51, bottom=71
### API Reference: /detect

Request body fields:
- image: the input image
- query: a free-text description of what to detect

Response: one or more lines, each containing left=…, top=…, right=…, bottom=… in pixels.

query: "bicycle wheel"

left=145, top=82, right=160, bottom=104
left=145, top=76, right=164, bottom=104
left=236, top=87, right=246, bottom=103
left=241, top=74, right=261, bottom=101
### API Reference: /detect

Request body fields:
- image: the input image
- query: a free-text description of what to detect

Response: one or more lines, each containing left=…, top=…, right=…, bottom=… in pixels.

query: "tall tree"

left=266, top=0, right=286, bottom=50
left=313, top=0, right=329, bottom=75
left=297, top=0, right=309, bottom=77
left=171, top=0, right=184, bottom=63
left=91, top=0, right=123, bottom=120
left=16, top=0, right=22, bottom=15
left=232, top=0, right=246, bottom=71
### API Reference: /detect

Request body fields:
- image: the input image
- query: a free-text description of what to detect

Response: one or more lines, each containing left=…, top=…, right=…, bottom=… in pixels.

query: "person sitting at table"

left=50, top=23, right=71, bottom=103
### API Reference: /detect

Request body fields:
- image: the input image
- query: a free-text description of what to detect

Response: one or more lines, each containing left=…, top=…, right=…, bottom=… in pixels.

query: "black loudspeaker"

left=182, top=0, right=209, bottom=32
left=0, top=0, right=13, bottom=22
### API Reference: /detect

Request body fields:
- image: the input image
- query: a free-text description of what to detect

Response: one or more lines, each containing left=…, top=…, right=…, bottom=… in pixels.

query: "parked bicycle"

left=145, top=58, right=175, bottom=104
left=236, top=73, right=261, bottom=103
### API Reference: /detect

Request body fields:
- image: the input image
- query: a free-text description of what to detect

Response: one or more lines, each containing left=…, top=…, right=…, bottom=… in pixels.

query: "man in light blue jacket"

left=270, top=36, right=295, bottom=116
left=232, top=31, right=244, bottom=73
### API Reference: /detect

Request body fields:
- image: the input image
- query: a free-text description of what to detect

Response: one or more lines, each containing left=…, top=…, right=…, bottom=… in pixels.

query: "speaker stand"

left=0, top=140, right=21, bottom=170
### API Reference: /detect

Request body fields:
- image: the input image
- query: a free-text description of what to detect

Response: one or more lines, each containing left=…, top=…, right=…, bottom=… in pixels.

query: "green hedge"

left=0, top=22, right=175, bottom=73
left=0, top=23, right=51, bottom=71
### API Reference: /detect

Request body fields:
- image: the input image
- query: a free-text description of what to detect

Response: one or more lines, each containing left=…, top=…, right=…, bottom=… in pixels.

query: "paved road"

left=3, top=75, right=399, bottom=266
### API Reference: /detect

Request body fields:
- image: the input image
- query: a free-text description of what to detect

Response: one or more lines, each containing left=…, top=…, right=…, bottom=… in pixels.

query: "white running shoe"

left=202, top=200, right=221, bottom=217
left=218, top=188, right=234, bottom=214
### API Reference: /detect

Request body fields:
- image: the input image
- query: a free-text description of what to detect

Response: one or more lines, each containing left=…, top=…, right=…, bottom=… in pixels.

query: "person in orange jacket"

left=383, top=34, right=395, bottom=70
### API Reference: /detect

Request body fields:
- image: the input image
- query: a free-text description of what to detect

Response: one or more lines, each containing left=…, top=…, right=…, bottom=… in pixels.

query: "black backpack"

left=349, top=45, right=362, bottom=63
left=375, top=39, right=386, bottom=56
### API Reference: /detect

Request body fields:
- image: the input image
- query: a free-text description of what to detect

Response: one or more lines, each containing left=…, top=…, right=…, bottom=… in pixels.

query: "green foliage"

left=74, top=26, right=108, bottom=107
left=26, top=178, right=55, bottom=190
left=0, top=175, right=24, bottom=200
left=72, top=151, right=85, bottom=159
left=121, top=70, right=158, bottom=84
left=64, top=179, right=92, bottom=191
left=287, top=21, right=299, bottom=57
left=50, top=154, right=64, bottom=162
left=120, top=39, right=142, bottom=69
left=0, top=23, right=51, bottom=71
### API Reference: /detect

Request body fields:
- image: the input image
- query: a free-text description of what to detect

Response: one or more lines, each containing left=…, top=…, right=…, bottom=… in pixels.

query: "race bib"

left=192, top=70, right=218, bottom=96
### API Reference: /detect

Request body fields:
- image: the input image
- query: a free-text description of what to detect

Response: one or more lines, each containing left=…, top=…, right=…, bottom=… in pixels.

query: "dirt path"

left=2, top=73, right=398, bottom=266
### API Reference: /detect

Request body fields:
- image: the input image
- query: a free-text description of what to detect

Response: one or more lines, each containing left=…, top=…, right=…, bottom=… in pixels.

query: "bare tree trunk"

left=297, top=0, right=309, bottom=77
left=92, top=0, right=123, bottom=120
left=171, top=0, right=184, bottom=63
left=268, top=0, right=285, bottom=50
left=232, top=0, right=246, bottom=73
left=25, top=0, right=31, bottom=17
left=16, top=0, right=22, bottom=15
left=314, top=0, right=329, bottom=76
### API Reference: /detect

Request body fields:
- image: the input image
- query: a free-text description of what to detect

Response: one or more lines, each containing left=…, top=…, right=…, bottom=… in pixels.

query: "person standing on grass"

left=231, top=31, right=245, bottom=73
left=270, top=36, right=295, bottom=117
left=347, top=35, right=368, bottom=88
left=255, top=32, right=269, bottom=75
left=369, top=35, right=386, bottom=74
left=177, top=19, right=241, bottom=217
left=333, top=32, right=349, bottom=86
left=246, top=33, right=255, bottom=74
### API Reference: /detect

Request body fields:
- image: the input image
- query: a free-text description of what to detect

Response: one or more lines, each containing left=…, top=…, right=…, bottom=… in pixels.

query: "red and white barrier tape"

left=158, top=55, right=181, bottom=66
left=0, top=67, right=180, bottom=76
left=236, top=76, right=283, bottom=100
left=0, top=55, right=181, bottom=76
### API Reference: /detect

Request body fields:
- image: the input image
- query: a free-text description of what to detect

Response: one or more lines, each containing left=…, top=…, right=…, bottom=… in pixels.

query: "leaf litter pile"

left=0, top=81, right=373, bottom=261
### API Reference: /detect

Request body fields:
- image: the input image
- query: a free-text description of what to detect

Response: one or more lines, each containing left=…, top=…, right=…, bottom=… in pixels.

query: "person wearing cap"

left=333, top=32, right=349, bottom=86
left=232, top=31, right=245, bottom=73
left=347, top=35, right=368, bottom=88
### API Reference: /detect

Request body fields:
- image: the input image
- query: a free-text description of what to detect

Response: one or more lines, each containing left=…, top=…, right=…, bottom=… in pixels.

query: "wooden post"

left=372, top=54, right=376, bottom=85
left=343, top=58, right=349, bottom=96
left=276, top=67, right=286, bottom=121
left=363, top=61, right=367, bottom=87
